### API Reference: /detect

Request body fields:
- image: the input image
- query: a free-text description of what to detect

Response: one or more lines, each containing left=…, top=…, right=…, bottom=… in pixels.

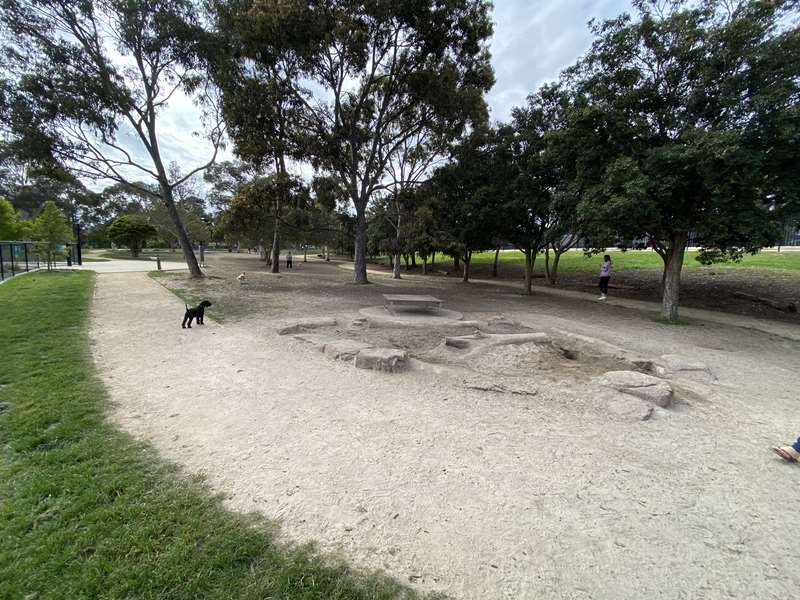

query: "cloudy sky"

left=123, top=0, right=633, bottom=187
left=488, top=0, right=630, bottom=118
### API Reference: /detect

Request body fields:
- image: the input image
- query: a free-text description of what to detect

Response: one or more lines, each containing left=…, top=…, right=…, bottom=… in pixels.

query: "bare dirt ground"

left=91, top=253, right=800, bottom=599
left=405, top=255, right=800, bottom=325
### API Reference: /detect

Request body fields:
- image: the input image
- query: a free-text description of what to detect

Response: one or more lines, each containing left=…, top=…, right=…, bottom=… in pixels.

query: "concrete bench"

left=382, top=294, right=443, bottom=315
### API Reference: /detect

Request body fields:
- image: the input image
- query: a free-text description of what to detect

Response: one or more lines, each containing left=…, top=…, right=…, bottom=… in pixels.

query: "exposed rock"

left=349, top=317, right=370, bottom=330
left=486, top=316, right=517, bottom=330
left=597, top=370, right=673, bottom=408
left=606, top=396, right=655, bottom=422
left=355, top=347, right=409, bottom=372
left=291, top=334, right=332, bottom=351
left=445, top=336, right=475, bottom=349
left=656, top=354, right=716, bottom=381
left=446, top=332, right=550, bottom=350
left=277, top=317, right=337, bottom=335
left=324, top=339, right=373, bottom=361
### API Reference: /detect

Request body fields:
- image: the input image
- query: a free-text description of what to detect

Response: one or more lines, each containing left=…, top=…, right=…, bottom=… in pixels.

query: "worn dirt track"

left=90, top=262, right=800, bottom=600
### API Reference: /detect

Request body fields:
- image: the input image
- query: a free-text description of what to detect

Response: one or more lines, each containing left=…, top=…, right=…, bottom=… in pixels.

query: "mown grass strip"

left=0, top=272, right=423, bottom=600
left=376, top=249, right=800, bottom=273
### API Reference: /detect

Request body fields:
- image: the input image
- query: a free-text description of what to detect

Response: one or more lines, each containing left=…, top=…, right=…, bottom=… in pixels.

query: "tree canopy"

left=107, top=214, right=157, bottom=258
left=564, top=0, right=800, bottom=319
left=0, top=0, right=224, bottom=277
left=207, top=0, right=495, bottom=283
left=32, top=200, right=72, bottom=268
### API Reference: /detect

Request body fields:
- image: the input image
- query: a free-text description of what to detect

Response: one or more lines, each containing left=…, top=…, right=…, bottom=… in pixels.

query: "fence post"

left=24, top=243, right=29, bottom=272
left=10, top=243, right=15, bottom=276
left=0, top=244, right=4, bottom=281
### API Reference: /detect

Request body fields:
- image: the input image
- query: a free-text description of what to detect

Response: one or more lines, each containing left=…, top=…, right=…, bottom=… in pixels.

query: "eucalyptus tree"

left=0, top=0, right=224, bottom=277
left=218, top=0, right=494, bottom=284
left=432, top=131, right=503, bottom=283
left=567, top=0, right=800, bottom=320
left=205, top=0, right=307, bottom=272
left=221, top=172, right=311, bottom=259
left=380, top=118, right=449, bottom=279
left=501, top=110, right=555, bottom=295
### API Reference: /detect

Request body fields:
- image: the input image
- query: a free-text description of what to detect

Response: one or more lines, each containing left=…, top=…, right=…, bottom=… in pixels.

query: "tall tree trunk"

left=325, top=246, right=330, bottom=261
left=523, top=248, right=534, bottom=295
left=492, top=247, right=500, bottom=277
left=303, top=245, right=308, bottom=262
left=544, top=247, right=551, bottom=282
left=411, top=253, right=416, bottom=267
left=422, top=256, right=428, bottom=275
left=661, top=234, right=688, bottom=322
left=453, top=255, right=460, bottom=273
left=431, top=251, right=436, bottom=267
left=403, top=254, right=410, bottom=271
left=162, top=185, right=202, bottom=278
left=353, top=207, right=368, bottom=283
left=549, top=250, right=562, bottom=285
left=393, top=251, right=401, bottom=279
left=270, top=226, right=280, bottom=273
left=462, top=250, right=472, bottom=282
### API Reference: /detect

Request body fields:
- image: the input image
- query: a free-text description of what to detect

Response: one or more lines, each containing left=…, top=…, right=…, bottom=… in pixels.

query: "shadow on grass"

left=0, top=272, right=433, bottom=600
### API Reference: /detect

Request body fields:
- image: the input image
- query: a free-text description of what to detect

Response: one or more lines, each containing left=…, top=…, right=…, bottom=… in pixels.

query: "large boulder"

left=597, top=370, right=673, bottom=408
left=355, top=347, right=409, bottom=373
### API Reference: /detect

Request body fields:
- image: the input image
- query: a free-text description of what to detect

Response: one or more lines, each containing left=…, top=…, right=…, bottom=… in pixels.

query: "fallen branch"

left=464, top=382, right=538, bottom=396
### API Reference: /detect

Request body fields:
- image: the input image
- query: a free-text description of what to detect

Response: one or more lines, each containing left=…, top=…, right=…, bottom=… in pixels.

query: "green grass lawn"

left=436, top=249, right=800, bottom=274
left=0, top=272, right=421, bottom=600
left=98, top=249, right=187, bottom=262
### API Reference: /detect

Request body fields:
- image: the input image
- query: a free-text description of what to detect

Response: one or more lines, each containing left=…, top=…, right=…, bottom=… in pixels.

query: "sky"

left=487, top=0, right=630, bottom=119
left=113, top=0, right=633, bottom=188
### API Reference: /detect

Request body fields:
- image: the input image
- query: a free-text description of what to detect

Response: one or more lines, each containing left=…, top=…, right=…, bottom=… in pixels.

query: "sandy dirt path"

left=91, top=271, right=800, bottom=599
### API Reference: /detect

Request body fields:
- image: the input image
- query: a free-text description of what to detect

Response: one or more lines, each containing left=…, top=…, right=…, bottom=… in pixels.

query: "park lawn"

left=0, top=272, right=420, bottom=600
left=463, top=249, right=800, bottom=273
left=98, top=249, right=186, bottom=262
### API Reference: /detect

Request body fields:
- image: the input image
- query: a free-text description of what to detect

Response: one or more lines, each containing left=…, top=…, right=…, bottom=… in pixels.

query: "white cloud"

left=487, top=0, right=631, bottom=122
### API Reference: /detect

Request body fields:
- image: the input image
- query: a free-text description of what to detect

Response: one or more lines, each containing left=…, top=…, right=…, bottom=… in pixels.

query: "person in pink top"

left=598, top=254, right=612, bottom=300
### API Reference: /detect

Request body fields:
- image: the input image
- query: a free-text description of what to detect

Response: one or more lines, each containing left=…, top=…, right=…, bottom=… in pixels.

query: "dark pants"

left=793, top=437, right=800, bottom=452
left=286, top=259, right=293, bottom=269
left=599, top=276, right=610, bottom=295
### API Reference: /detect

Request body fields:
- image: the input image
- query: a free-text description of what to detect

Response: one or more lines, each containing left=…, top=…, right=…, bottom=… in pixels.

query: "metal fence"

left=0, top=241, right=82, bottom=282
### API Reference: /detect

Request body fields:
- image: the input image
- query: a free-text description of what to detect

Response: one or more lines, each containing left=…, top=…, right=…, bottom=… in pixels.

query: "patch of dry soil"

left=92, top=264, right=800, bottom=600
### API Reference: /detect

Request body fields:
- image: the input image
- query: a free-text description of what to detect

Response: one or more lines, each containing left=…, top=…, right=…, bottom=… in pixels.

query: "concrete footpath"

left=62, top=258, right=188, bottom=273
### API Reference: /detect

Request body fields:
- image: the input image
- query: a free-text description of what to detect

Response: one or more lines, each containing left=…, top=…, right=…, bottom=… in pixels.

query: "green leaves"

left=107, top=214, right=157, bottom=257
left=571, top=0, right=799, bottom=254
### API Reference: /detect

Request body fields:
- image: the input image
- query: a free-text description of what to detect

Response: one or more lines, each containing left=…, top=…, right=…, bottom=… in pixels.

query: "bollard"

left=156, top=255, right=162, bottom=271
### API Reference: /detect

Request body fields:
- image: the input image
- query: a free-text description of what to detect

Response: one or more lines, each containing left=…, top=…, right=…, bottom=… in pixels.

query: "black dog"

left=182, top=300, right=212, bottom=328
